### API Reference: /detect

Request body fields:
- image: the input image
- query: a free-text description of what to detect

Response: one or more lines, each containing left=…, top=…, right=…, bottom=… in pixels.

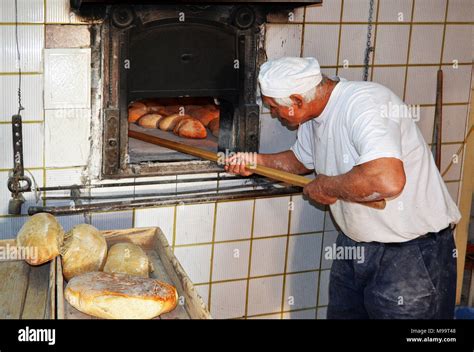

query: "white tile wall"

left=91, top=210, right=133, bottom=230
left=253, top=197, right=290, bottom=237
left=321, top=230, right=339, bottom=269
left=445, top=182, right=459, bottom=203
left=247, top=276, right=284, bottom=316
left=264, top=24, right=303, bottom=59
left=378, top=0, right=412, bottom=22
left=416, top=106, right=435, bottom=144
left=44, top=49, right=91, bottom=109
left=134, top=206, right=175, bottom=245
left=0, top=0, right=44, bottom=23
left=442, top=105, right=469, bottom=143
left=405, top=66, right=439, bottom=104
left=212, top=241, right=250, bottom=281
left=413, top=0, right=447, bottom=22
left=342, top=0, right=378, bottom=22
left=316, top=307, right=327, bottom=319
left=443, top=65, right=472, bottom=103
left=283, top=309, right=316, bottom=319
left=214, top=200, right=253, bottom=242
left=290, top=195, right=325, bottom=234
left=447, top=0, right=474, bottom=22
left=441, top=143, right=463, bottom=181
left=175, top=203, right=214, bottom=245
left=287, top=233, right=322, bottom=272
left=324, top=209, right=338, bottom=231
left=259, top=113, right=297, bottom=154
left=305, top=1, right=342, bottom=22
left=56, top=214, right=88, bottom=231
left=318, top=269, right=331, bottom=306
left=283, top=271, right=318, bottom=310
left=0, top=215, right=29, bottom=240
left=302, top=25, right=340, bottom=66
left=0, top=74, right=43, bottom=121
left=372, top=67, right=406, bottom=99
left=338, top=66, right=366, bottom=81
left=0, top=25, right=44, bottom=72
left=46, top=0, right=88, bottom=24
left=0, top=122, right=44, bottom=169
left=45, top=109, right=91, bottom=167
left=210, top=280, right=247, bottom=319
left=339, top=25, right=374, bottom=66
left=443, top=25, right=473, bottom=64
left=250, top=237, right=287, bottom=276
left=409, top=25, right=444, bottom=64
left=374, top=25, right=410, bottom=65
left=174, top=244, right=212, bottom=284
left=195, top=284, right=209, bottom=306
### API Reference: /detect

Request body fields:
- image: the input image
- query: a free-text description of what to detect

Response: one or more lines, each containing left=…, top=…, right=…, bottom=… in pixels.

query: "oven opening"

left=128, top=96, right=220, bottom=163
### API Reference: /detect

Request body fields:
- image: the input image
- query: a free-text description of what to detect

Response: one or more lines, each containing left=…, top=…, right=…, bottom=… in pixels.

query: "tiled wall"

left=0, top=0, right=473, bottom=319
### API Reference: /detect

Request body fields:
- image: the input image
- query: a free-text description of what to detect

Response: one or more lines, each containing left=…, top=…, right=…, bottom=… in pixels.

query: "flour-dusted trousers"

left=327, top=226, right=457, bottom=319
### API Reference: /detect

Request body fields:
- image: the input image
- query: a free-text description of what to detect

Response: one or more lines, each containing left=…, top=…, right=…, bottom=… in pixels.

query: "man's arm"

left=303, top=157, right=406, bottom=205
left=225, top=150, right=312, bottom=176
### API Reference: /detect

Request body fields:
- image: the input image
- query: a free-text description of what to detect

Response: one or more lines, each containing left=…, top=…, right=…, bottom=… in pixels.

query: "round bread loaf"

left=61, top=224, right=107, bottom=281
left=103, top=243, right=150, bottom=278
left=65, top=271, right=178, bottom=319
left=137, top=113, right=163, bottom=128
left=174, top=118, right=207, bottom=139
left=16, top=213, right=65, bottom=266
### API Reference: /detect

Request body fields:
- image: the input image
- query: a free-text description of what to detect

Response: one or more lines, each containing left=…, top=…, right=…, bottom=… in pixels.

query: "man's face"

left=262, top=95, right=309, bottom=127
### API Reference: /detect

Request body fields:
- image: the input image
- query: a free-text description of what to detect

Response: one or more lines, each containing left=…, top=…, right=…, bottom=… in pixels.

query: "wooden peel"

left=129, top=130, right=386, bottom=209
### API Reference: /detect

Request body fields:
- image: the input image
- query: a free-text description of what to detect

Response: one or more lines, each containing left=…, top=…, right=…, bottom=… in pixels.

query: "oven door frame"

left=101, top=7, right=261, bottom=179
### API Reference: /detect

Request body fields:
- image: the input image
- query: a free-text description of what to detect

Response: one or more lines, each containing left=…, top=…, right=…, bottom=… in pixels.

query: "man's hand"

left=303, top=175, right=338, bottom=205
left=224, top=152, right=259, bottom=176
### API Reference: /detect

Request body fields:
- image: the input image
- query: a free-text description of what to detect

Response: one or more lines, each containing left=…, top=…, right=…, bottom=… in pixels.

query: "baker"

left=225, top=57, right=461, bottom=319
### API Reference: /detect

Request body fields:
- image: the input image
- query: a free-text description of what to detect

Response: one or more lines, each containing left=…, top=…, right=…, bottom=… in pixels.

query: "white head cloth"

left=258, top=57, right=323, bottom=98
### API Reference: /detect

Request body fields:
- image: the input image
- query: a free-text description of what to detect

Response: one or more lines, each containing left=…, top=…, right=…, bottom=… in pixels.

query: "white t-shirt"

left=291, top=80, right=461, bottom=243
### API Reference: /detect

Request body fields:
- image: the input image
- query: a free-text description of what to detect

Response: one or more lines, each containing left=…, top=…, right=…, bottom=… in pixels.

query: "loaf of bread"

left=143, top=100, right=163, bottom=114
left=174, top=118, right=207, bottom=139
left=16, top=213, right=64, bottom=266
left=137, top=113, right=163, bottom=129
left=103, top=243, right=150, bottom=278
left=65, top=272, right=178, bottom=319
left=61, top=224, right=107, bottom=281
left=208, top=118, right=219, bottom=137
left=128, top=102, right=148, bottom=123
left=189, top=107, right=219, bottom=127
left=159, top=114, right=193, bottom=131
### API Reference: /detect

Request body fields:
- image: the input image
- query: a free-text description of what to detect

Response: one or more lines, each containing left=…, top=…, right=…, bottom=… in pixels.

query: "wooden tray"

left=0, top=239, right=56, bottom=319
left=57, top=227, right=212, bottom=319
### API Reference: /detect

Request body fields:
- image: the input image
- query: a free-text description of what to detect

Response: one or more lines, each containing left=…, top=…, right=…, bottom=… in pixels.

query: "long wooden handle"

left=129, top=130, right=386, bottom=209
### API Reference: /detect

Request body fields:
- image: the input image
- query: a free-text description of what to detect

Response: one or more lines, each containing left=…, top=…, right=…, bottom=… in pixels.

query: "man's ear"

left=289, top=94, right=305, bottom=108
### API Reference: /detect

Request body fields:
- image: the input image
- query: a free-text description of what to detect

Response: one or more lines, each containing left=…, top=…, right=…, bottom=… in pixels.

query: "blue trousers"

left=327, top=226, right=457, bottom=319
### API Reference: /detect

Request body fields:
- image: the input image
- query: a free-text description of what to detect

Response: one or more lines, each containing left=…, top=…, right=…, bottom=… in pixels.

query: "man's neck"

left=302, top=78, right=339, bottom=123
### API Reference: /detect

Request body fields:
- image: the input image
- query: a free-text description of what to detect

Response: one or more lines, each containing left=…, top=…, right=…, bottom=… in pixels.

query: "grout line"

left=299, top=6, right=307, bottom=57
left=243, top=199, right=256, bottom=319
left=206, top=202, right=219, bottom=314
left=245, top=305, right=326, bottom=319
left=402, top=0, right=417, bottom=102
left=334, top=0, right=345, bottom=76
left=369, top=0, right=381, bottom=81
left=191, top=268, right=330, bottom=287
left=171, top=205, right=177, bottom=253
left=439, top=0, right=451, bottom=68
left=267, top=21, right=474, bottom=25
left=314, top=206, right=329, bottom=319
left=280, top=196, right=293, bottom=318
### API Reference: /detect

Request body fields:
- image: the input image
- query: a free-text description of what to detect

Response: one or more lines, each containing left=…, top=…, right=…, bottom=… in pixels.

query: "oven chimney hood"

left=71, top=0, right=322, bottom=11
